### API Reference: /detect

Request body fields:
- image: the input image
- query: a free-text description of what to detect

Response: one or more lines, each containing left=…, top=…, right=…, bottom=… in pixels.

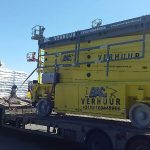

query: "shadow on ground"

left=0, top=127, right=84, bottom=150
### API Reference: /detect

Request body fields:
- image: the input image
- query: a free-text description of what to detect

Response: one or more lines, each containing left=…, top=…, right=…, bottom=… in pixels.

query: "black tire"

left=129, top=103, right=150, bottom=129
left=86, top=132, right=112, bottom=150
left=127, top=137, right=150, bottom=150
left=37, top=99, right=52, bottom=117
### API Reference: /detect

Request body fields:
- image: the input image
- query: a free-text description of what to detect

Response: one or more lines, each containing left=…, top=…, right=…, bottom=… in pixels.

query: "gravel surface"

left=0, top=127, right=84, bottom=150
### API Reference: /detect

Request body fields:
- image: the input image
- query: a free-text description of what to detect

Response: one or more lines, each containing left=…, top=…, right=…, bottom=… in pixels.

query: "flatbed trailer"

left=0, top=106, right=150, bottom=150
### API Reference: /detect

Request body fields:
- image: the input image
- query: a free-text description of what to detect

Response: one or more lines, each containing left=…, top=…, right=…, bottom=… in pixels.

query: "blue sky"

left=0, top=0, right=150, bottom=79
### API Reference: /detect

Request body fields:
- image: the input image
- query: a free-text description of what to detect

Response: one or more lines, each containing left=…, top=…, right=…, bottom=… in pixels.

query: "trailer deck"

left=0, top=105, right=150, bottom=150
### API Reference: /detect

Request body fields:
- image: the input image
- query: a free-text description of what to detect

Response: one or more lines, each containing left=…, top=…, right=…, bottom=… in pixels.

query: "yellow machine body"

left=32, top=32, right=150, bottom=119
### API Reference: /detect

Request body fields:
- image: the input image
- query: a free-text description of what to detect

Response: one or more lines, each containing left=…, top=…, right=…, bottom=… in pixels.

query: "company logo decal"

left=81, top=87, right=121, bottom=111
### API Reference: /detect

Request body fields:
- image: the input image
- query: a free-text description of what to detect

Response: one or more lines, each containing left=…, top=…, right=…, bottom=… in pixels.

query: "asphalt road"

left=0, top=127, right=84, bottom=150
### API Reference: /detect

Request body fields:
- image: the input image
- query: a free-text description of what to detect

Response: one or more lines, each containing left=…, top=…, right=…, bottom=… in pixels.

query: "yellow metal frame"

left=32, top=33, right=150, bottom=119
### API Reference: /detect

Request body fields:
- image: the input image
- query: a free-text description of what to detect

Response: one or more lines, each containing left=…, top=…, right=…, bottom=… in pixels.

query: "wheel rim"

left=37, top=100, right=52, bottom=116
left=129, top=103, right=150, bottom=128
left=40, top=101, right=50, bottom=114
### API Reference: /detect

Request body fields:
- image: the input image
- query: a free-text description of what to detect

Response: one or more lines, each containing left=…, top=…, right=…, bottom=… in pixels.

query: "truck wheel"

left=129, top=103, right=150, bottom=129
left=37, top=99, right=52, bottom=117
left=86, top=132, right=112, bottom=150
left=127, top=137, right=150, bottom=150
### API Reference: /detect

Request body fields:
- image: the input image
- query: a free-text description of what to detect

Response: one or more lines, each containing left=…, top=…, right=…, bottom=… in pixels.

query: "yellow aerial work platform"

left=30, top=15, right=150, bottom=129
